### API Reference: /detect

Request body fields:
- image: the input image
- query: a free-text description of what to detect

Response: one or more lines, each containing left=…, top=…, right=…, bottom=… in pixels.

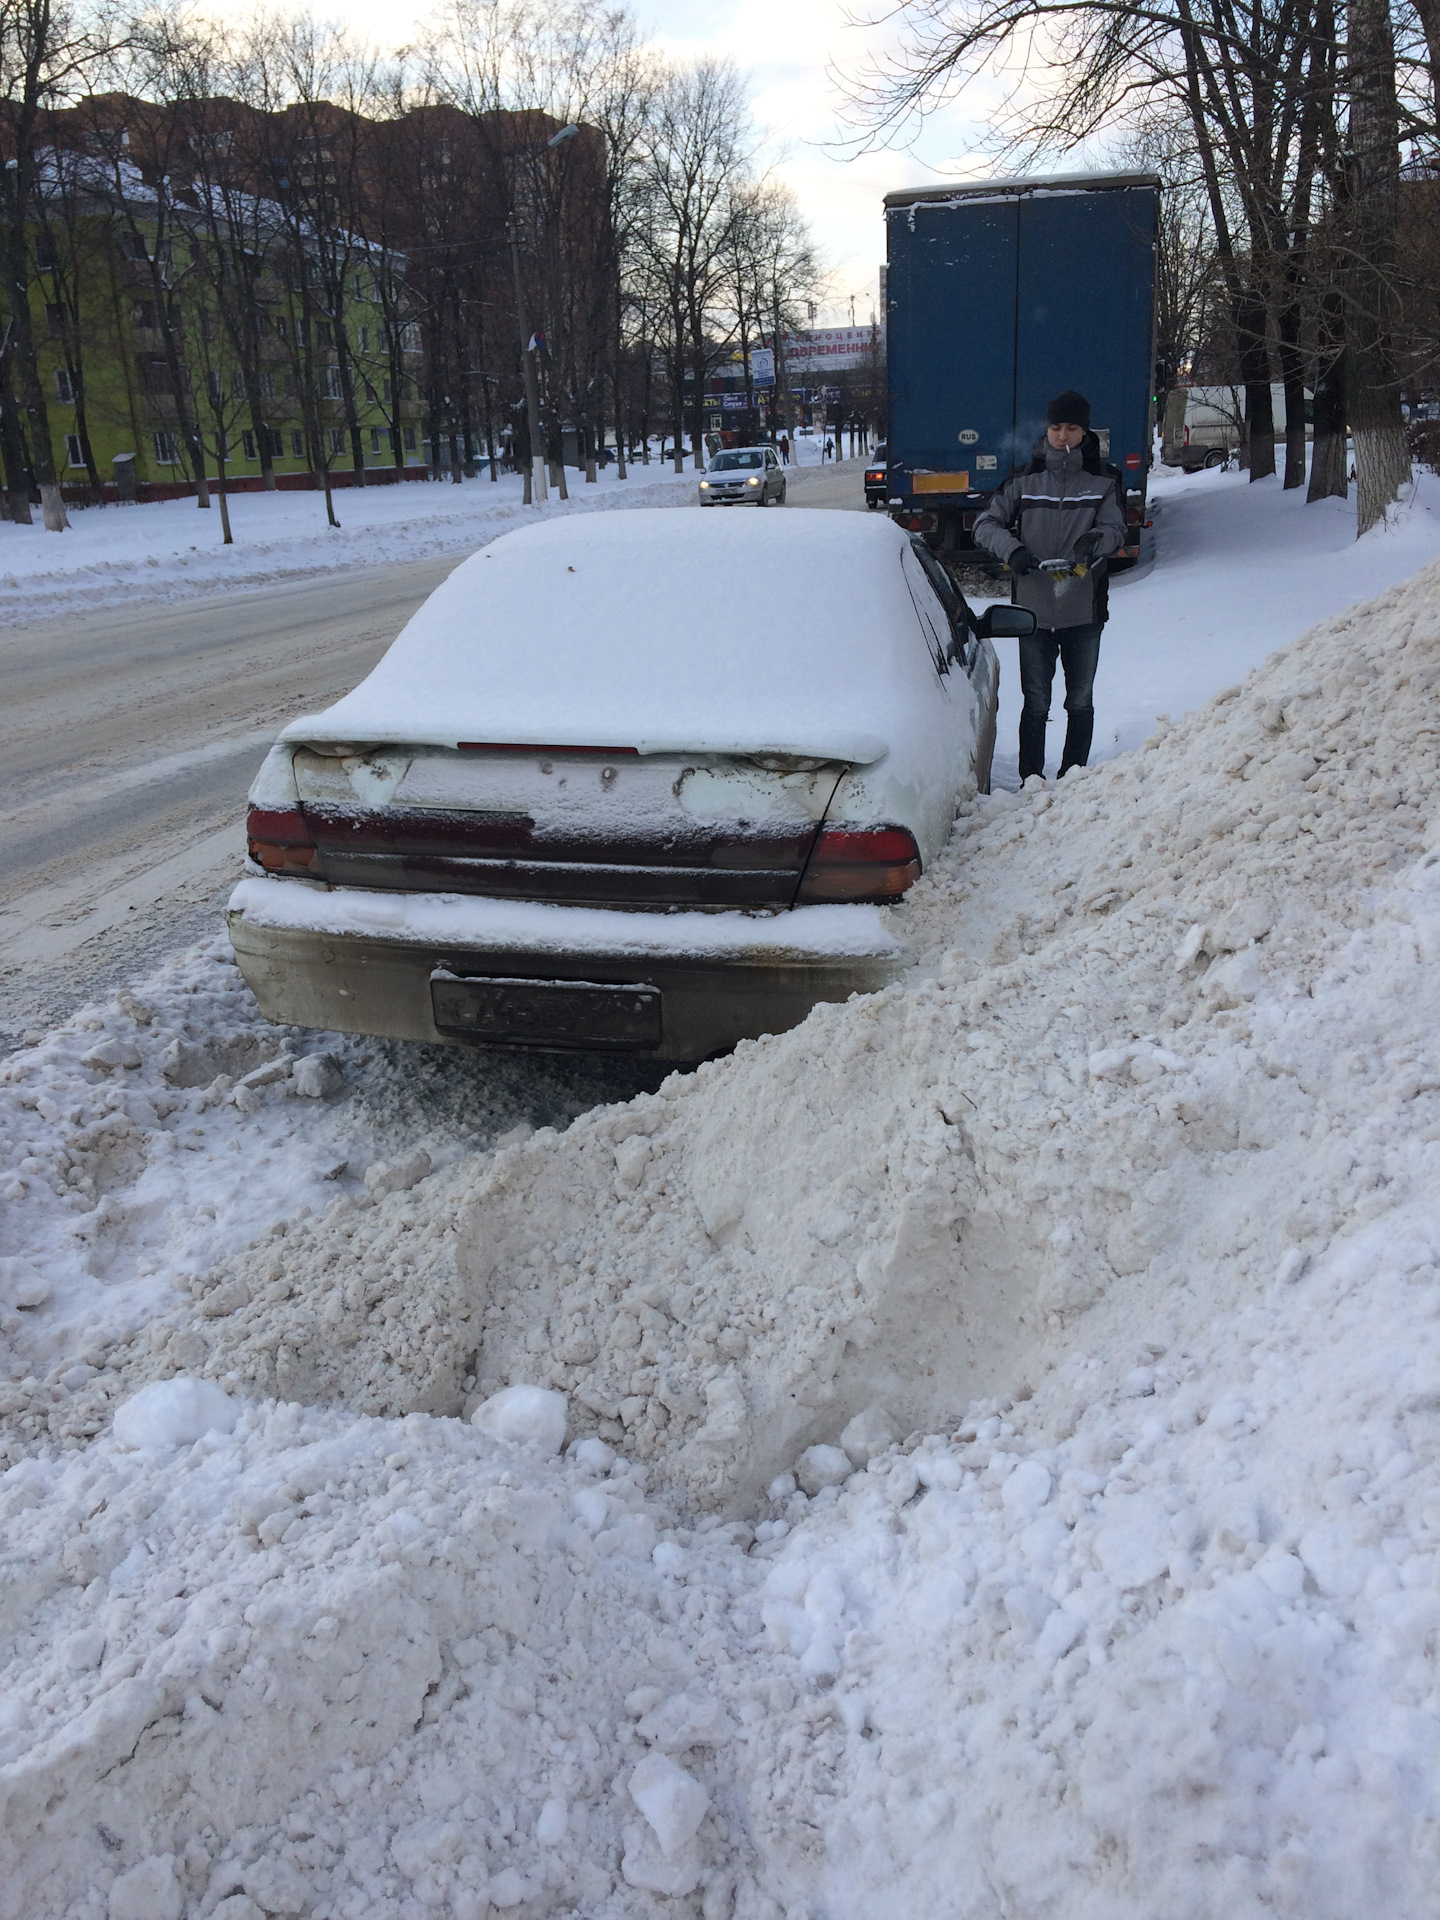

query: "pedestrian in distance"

left=823, top=436, right=834, bottom=462
left=779, top=433, right=790, bottom=465
left=973, top=389, right=1127, bottom=780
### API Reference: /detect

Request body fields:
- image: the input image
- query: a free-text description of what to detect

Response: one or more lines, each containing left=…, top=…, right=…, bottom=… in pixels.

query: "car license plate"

left=431, top=972, right=662, bottom=1050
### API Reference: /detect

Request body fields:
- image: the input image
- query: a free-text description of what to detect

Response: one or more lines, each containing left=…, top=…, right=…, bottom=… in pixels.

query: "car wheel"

left=1204, top=448, right=1225, bottom=469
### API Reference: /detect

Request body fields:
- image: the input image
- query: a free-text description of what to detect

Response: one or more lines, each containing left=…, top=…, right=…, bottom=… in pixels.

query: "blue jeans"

left=1018, top=623, right=1103, bottom=779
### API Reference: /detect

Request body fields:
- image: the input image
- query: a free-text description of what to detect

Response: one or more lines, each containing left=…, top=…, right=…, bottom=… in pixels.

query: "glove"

left=1007, top=545, right=1039, bottom=575
left=1075, top=529, right=1109, bottom=564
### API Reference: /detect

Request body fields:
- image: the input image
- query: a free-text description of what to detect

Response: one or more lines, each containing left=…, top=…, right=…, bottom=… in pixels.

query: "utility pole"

left=508, top=218, right=547, bottom=505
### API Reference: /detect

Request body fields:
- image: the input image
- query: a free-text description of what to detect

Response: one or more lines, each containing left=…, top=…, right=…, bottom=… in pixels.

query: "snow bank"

left=0, top=947, right=655, bottom=1470
left=4, top=555, right=1440, bottom=1915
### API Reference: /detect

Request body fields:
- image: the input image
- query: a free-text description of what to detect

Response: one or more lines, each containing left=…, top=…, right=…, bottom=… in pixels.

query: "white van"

left=1161, top=385, right=1311, bottom=470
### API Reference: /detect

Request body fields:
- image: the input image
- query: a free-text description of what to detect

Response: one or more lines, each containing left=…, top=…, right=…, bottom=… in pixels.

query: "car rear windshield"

left=710, top=451, right=764, bottom=470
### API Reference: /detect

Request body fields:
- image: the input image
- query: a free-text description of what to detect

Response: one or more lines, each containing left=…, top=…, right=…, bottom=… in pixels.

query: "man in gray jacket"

left=973, top=390, right=1127, bottom=779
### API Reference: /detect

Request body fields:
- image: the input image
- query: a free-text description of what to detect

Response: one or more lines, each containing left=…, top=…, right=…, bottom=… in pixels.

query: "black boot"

left=1059, top=707, right=1094, bottom=776
left=1018, top=709, right=1048, bottom=781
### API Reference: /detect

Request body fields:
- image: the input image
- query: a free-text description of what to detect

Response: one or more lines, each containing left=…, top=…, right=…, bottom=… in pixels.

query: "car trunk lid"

left=283, top=744, right=848, bottom=909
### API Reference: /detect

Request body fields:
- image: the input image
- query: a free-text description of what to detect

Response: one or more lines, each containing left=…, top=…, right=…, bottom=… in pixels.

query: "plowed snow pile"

left=3, top=560, right=1440, bottom=1919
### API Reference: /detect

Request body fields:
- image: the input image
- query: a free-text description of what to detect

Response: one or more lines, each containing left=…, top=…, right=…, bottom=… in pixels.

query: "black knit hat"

left=1047, top=389, right=1091, bottom=428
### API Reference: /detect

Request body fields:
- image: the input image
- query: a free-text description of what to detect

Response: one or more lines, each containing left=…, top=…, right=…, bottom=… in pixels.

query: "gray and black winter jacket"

left=972, top=440, right=1128, bottom=630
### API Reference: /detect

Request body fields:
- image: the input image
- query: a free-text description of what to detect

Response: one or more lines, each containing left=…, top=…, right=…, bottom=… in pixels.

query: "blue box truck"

left=884, top=170, right=1159, bottom=566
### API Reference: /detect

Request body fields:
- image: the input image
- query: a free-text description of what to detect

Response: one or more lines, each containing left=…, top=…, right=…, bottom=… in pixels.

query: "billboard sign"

left=748, top=347, right=775, bottom=386
left=781, top=327, right=875, bottom=373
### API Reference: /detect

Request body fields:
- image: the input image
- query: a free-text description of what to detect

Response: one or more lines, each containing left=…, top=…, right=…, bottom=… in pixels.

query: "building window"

left=55, top=367, right=75, bottom=403
left=322, top=363, right=343, bottom=399
left=266, top=428, right=285, bottom=458
left=242, top=430, right=257, bottom=461
left=153, top=431, right=178, bottom=465
left=370, top=426, right=381, bottom=454
left=327, top=428, right=344, bottom=455
left=206, top=368, right=221, bottom=401
left=117, top=231, right=148, bottom=262
left=400, top=322, right=420, bottom=352
left=131, top=298, right=158, bottom=328
left=46, top=303, right=66, bottom=338
left=35, top=232, right=58, bottom=270
left=259, top=370, right=276, bottom=400
left=357, top=327, right=369, bottom=354
left=65, top=433, right=85, bottom=468
left=199, top=307, right=213, bottom=343
left=291, top=430, right=305, bottom=457
left=314, top=319, right=333, bottom=348
left=403, top=425, right=417, bottom=452
left=141, top=359, right=173, bottom=395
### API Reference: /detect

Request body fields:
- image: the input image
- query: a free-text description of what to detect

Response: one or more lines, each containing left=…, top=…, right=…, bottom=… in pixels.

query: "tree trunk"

left=1344, top=0, right=1411, bottom=533
left=1412, top=0, right=1440, bottom=125
left=5, top=232, right=67, bottom=529
left=216, top=452, right=233, bottom=546
left=614, top=307, right=627, bottom=481
left=1276, top=274, right=1308, bottom=490
left=0, top=352, right=35, bottom=522
left=1308, top=281, right=1349, bottom=501
left=1238, top=294, right=1276, bottom=481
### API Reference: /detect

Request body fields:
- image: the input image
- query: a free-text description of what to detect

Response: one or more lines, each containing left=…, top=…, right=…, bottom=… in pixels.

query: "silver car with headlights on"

left=699, top=446, right=786, bottom=506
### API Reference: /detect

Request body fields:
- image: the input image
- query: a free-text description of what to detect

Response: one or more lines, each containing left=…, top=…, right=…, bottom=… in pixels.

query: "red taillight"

left=247, top=805, right=317, bottom=874
left=866, top=469, right=884, bottom=482
left=796, top=825, right=921, bottom=904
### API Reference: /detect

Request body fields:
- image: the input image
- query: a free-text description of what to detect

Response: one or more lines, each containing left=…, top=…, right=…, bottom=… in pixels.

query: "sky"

left=325, top=0, right=1007, bottom=325
left=637, top=0, right=999, bottom=324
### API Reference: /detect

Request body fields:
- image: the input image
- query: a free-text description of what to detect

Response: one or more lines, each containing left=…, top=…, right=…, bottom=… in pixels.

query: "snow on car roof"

left=280, top=510, right=940, bottom=764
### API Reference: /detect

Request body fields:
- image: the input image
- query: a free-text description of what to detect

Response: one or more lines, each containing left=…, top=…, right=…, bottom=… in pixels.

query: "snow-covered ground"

left=2, top=472, right=1440, bottom=1919
left=0, top=433, right=851, bottom=630
left=0, top=458, right=697, bottom=628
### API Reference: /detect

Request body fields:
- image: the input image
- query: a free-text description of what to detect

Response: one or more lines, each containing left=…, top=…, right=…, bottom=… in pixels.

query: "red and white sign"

left=778, top=328, right=877, bottom=373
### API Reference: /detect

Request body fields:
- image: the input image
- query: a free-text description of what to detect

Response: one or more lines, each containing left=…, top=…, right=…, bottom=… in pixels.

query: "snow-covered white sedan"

left=228, top=510, right=1029, bottom=1060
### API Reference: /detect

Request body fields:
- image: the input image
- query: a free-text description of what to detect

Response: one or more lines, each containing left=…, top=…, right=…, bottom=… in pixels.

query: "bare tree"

left=634, top=57, right=749, bottom=470
left=835, top=0, right=1411, bottom=531
left=0, top=0, right=118, bottom=528
left=1344, top=0, right=1413, bottom=526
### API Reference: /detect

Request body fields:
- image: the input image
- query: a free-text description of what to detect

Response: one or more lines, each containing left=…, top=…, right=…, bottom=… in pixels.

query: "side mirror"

left=976, top=605, right=1038, bottom=639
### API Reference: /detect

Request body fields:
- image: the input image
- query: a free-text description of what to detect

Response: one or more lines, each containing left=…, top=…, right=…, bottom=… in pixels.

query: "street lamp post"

left=508, top=218, right=547, bottom=505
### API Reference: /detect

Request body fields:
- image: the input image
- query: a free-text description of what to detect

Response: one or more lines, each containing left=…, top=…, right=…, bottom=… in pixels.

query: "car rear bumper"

left=227, top=878, right=905, bottom=1061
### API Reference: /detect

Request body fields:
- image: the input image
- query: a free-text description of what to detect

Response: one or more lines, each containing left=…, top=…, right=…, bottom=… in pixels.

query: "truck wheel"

left=1204, top=448, right=1225, bottom=469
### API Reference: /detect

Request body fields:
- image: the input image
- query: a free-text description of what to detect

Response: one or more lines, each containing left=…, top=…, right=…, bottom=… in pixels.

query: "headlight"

left=747, top=476, right=760, bottom=486
left=700, top=480, right=710, bottom=489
